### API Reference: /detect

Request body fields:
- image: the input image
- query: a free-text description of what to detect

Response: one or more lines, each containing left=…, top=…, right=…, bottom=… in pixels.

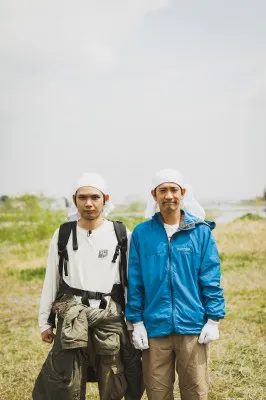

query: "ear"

left=105, top=194, right=110, bottom=202
left=151, top=189, right=156, bottom=201
left=72, top=194, right=77, bottom=206
left=181, top=188, right=186, bottom=198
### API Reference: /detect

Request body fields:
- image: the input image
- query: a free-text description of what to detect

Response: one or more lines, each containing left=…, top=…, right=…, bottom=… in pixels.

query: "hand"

left=132, top=322, right=149, bottom=350
left=198, top=319, right=219, bottom=344
left=41, top=328, right=55, bottom=344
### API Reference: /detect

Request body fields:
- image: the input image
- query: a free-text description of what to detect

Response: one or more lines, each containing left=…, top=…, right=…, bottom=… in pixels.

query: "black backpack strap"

left=71, top=221, right=78, bottom=250
left=112, top=221, right=128, bottom=289
left=58, top=221, right=78, bottom=277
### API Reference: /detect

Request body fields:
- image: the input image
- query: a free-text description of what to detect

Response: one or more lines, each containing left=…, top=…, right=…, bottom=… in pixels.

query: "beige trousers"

left=142, top=334, right=209, bottom=400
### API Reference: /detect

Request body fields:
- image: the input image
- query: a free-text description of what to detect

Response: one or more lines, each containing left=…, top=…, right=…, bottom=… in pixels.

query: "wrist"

left=133, top=321, right=144, bottom=327
left=126, top=321, right=134, bottom=331
left=207, top=319, right=219, bottom=325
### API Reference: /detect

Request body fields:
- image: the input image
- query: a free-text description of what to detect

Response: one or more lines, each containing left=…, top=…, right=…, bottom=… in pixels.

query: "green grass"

left=0, top=198, right=266, bottom=399
left=7, top=267, right=46, bottom=281
left=0, top=211, right=65, bottom=244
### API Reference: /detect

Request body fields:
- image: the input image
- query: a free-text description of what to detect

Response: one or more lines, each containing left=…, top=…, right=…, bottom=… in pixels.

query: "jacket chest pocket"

left=143, top=240, right=168, bottom=258
left=142, top=244, right=168, bottom=289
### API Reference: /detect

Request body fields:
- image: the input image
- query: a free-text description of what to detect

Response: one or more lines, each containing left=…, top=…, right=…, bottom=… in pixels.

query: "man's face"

left=152, top=182, right=185, bottom=215
left=73, top=186, right=108, bottom=221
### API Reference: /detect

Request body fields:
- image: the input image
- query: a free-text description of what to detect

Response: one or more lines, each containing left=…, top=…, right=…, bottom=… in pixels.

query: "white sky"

left=1, top=0, right=266, bottom=204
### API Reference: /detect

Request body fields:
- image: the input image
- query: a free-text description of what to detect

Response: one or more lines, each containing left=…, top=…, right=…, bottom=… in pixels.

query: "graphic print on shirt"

left=98, top=249, right=108, bottom=258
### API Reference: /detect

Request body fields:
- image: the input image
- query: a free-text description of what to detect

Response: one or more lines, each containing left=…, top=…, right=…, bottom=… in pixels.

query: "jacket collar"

left=153, top=210, right=215, bottom=231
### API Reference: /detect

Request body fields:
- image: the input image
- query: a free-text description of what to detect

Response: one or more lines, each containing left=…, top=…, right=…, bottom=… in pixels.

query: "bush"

left=0, top=195, right=66, bottom=244
left=237, top=213, right=265, bottom=221
left=110, top=215, right=146, bottom=231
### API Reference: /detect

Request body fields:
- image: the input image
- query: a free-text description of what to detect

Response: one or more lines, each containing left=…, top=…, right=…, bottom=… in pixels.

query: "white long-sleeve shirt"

left=39, top=219, right=129, bottom=333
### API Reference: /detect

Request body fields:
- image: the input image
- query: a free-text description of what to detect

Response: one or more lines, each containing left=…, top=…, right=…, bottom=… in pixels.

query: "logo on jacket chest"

left=176, top=247, right=192, bottom=252
left=98, top=249, right=108, bottom=258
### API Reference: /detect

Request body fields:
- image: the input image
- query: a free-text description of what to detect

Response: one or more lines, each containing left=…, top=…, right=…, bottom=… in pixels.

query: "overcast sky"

left=1, top=0, right=265, bottom=204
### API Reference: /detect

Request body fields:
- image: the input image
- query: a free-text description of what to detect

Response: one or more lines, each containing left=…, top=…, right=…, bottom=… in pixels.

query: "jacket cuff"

left=40, top=323, right=53, bottom=333
left=207, top=314, right=224, bottom=321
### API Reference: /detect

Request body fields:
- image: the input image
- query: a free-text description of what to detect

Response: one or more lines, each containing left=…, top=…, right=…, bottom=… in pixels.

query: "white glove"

left=198, top=319, right=220, bottom=344
left=132, top=322, right=149, bottom=350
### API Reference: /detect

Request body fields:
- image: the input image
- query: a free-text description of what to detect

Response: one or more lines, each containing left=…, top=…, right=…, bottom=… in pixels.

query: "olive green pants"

left=32, top=319, right=143, bottom=400
left=142, top=334, right=209, bottom=400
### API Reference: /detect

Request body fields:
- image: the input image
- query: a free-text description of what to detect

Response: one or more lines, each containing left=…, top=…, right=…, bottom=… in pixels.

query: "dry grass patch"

left=0, top=218, right=266, bottom=399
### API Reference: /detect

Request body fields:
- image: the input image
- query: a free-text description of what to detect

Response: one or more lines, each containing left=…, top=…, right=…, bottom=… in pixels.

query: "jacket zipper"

left=158, top=215, right=199, bottom=333
left=168, top=239, right=175, bottom=332
left=167, top=223, right=195, bottom=332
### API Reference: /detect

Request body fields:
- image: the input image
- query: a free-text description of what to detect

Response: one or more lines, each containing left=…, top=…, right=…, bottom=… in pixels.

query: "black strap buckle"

left=112, top=244, right=121, bottom=263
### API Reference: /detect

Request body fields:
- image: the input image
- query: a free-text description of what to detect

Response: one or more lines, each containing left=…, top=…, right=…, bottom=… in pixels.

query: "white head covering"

left=145, top=169, right=205, bottom=220
left=67, top=172, right=114, bottom=221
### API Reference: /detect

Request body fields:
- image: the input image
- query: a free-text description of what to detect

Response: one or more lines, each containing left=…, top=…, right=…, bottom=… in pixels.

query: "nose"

left=85, top=198, right=93, bottom=207
left=165, top=190, right=174, bottom=200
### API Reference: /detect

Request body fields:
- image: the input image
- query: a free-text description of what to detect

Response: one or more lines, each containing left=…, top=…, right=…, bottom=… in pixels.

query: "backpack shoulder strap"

left=113, top=220, right=127, bottom=247
left=58, top=221, right=78, bottom=277
left=112, top=221, right=128, bottom=288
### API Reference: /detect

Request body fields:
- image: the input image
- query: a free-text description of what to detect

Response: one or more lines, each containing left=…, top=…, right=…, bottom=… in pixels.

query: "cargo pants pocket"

left=97, top=354, right=128, bottom=400
left=33, top=350, right=84, bottom=400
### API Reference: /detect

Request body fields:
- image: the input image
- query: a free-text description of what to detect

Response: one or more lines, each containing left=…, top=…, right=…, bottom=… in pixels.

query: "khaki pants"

left=142, top=334, right=209, bottom=400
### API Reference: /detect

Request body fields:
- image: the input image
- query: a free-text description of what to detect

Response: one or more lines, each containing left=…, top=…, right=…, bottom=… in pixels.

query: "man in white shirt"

left=33, top=173, right=143, bottom=400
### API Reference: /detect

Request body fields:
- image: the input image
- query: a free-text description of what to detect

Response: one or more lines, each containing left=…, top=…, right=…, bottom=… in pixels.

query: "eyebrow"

left=158, top=186, right=180, bottom=190
left=77, top=193, right=101, bottom=197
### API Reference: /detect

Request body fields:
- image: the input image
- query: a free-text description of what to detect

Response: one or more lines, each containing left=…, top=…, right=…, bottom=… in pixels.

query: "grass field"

left=0, top=198, right=265, bottom=399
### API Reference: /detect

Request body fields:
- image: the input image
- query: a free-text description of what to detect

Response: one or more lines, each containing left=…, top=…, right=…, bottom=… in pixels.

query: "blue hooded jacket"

left=125, top=211, right=225, bottom=337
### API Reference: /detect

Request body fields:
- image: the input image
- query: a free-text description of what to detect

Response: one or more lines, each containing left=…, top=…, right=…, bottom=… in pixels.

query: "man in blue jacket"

left=126, top=169, right=225, bottom=400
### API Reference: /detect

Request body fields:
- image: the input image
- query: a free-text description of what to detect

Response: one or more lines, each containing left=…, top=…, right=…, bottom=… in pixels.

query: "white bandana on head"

left=67, top=173, right=114, bottom=221
left=144, top=169, right=205, bottom=220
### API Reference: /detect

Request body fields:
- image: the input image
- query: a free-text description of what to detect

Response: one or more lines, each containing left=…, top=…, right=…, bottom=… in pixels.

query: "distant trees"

left=126, top=201, right=145, bottom=213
